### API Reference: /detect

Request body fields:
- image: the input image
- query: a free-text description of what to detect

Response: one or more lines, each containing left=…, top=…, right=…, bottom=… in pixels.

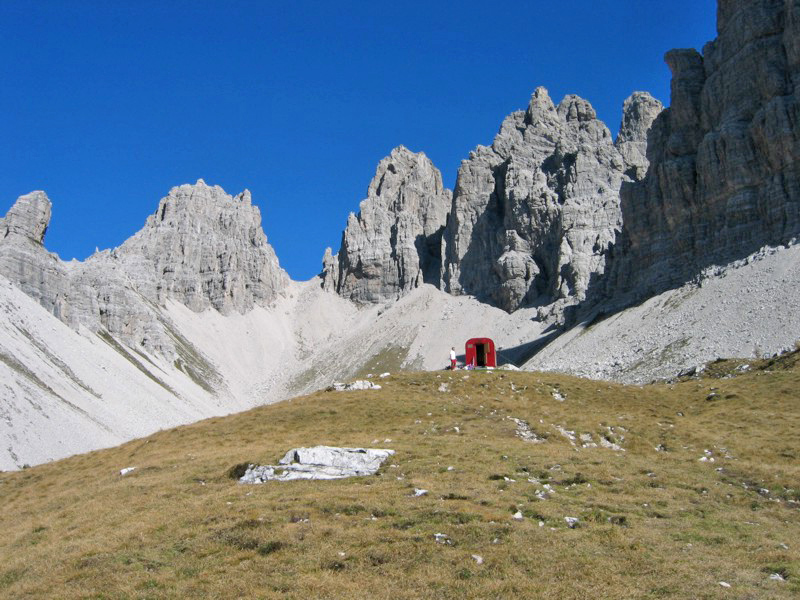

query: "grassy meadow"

left=1, top=351, right=799, bottom=599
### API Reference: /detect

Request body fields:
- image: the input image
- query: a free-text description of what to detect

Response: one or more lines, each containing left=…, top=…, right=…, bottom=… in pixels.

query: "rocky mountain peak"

left=150, top=180, right=252, bottom=225
left=617, top=92, right=664, bottom=145
left=441, top=87, right=631, bottom=312
left=0, top=191, right=62, bottom=319
left=113, top=181, right=288, bottom=314
left=322, top=146, right=452, bottom=303
left=524, top=86, right=558, bottom=126
left=1, top=191, right=51, bottom=244
left=0, top=180, right=288, bottom=357
left=557, top=95, right=598, bottom=123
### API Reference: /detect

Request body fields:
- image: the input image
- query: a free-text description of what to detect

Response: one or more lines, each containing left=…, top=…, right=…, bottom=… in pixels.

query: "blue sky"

left=1, top=0, right=717, bottom=280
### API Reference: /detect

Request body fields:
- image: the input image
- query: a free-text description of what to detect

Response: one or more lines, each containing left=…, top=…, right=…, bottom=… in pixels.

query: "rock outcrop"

left=108, top=180, right=287, bottom=314
left=239, top=446, right=395, bottom=482
left=322, top=146, right=452, bottom=303
left=0, top=181, right=288, bottom=353
left=440, top=88, right=660, bottom=312
left=605, top=0, right=800, bottom=301
left=1, top=190, right=51, bottom=242
left=615, top=92, right=665, bottom=180
left=0, top=191, right=73, bottom=319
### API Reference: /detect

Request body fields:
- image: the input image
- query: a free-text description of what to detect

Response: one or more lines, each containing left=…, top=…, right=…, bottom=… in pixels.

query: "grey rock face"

left=1, top=191, right=51, bottom=242
left=0, top=192, right=72, bottom=319
left=322, top=146, right=451, bottom=303
left=109, top=180, right=288, bottom=314
left=607, top=0, right=800, bottom=299
left=615, top=92, right=664, bottom=180
left=0, top=181, right=288, bottom=354
left=441, top=87, right=656, bottom=312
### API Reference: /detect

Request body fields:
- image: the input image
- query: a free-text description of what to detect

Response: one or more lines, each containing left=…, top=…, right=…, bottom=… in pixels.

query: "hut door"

left=476, top=343, right=486, bottom=367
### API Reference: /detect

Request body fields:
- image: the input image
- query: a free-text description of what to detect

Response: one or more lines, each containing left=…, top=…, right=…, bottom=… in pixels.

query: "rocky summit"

left=1, top=0, right=799, bottom=471
left=109, top=180, right=287, bottom=315
left=322, top=0, right=800, bottom=321
left=322, top=146, right=452, bottom=303
left=0, top=180, right=288, bottom=354
left=323, top=89, right=663, bottom=314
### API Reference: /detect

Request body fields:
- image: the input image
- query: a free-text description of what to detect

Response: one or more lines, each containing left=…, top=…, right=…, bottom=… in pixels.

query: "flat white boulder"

left=239, top=446, right=395, bottom=483
left=329, top=380, right=382, bottom=391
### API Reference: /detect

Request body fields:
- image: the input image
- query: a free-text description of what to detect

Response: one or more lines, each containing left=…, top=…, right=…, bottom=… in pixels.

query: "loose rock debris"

left=508, top=417, right=545, bottom=443
left=553, top=425, right=577, bottom=444
left=434, top=533, right=452, bottom=545
left=552, top=425, right=625, bottom=451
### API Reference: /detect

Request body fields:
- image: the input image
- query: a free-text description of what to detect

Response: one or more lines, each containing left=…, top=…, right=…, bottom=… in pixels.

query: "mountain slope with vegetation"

left=1, top=352, right=798, bottom=599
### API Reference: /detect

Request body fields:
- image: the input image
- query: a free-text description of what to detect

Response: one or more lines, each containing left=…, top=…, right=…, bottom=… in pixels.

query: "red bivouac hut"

left=465, top=338, right=497, bottom=368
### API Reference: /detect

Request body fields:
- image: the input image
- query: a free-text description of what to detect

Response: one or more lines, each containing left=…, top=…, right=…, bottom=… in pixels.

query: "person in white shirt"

left=450, top=347, right=457, bottom=370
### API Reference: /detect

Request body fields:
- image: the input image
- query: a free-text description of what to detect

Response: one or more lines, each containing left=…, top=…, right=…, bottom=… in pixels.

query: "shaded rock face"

left=0, top=181, right=288, bottom=354
left=322, top=146, right=452, bottom=303
left=440, top=88, right=660, bottom=312
left=607, top=0, right=800, bottom=299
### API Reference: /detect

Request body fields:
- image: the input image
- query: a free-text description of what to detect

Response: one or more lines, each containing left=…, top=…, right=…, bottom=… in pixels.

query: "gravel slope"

left=3, top=243, right=798, bottom=470
left=526, top=243, right=800, bottom=383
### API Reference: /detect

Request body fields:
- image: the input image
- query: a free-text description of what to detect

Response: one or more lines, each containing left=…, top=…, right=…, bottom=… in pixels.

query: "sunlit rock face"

left=110, top=180, right=288, bottom=314
left=0, top=191, right=68, bottom=315
left=0, top=181, right=288, bottom=353
left=616, top=91, right=665, bottom=181
left=440, top=87, right=659, bottom=312
left=322, top=146, right=452, bottom=303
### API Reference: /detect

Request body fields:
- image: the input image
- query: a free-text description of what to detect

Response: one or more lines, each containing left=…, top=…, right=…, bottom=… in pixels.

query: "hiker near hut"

left=450, top=347, right=457, bottom=370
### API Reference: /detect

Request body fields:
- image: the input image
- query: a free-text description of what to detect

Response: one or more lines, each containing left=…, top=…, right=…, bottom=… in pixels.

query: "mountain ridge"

left=1, top=0, right=799, bottom=470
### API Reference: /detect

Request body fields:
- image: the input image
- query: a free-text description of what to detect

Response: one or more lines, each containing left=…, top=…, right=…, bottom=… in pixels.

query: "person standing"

left=450, top=347, right=457, bottom=370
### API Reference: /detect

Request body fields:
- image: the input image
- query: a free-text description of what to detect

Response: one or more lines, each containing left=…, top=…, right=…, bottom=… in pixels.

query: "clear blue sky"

left=1, top=0, right=717, bottom=280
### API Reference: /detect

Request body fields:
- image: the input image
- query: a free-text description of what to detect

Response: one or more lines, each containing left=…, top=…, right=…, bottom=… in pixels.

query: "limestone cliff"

left=322, top=146, right=452, bottom=303
left=0, top=191, right=72, bottom=320
left=0, top=181, right=288, bottom=354
left=615, top=91, right=665, bottom=181
left=108, top=180, right=287, bottom=314
left=605, top=0, right=800, bottom=300
left=440, top=88, right=660, bottom=313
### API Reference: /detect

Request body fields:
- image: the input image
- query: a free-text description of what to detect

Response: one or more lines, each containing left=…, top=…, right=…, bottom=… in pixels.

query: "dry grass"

left=1, top=352, right=799, bottom=599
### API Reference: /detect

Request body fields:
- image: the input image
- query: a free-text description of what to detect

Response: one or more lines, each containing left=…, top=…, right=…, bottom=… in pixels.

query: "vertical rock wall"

left=607, top=0, right=800, bottom=299
left=440, top=88, right=661, bottom=313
